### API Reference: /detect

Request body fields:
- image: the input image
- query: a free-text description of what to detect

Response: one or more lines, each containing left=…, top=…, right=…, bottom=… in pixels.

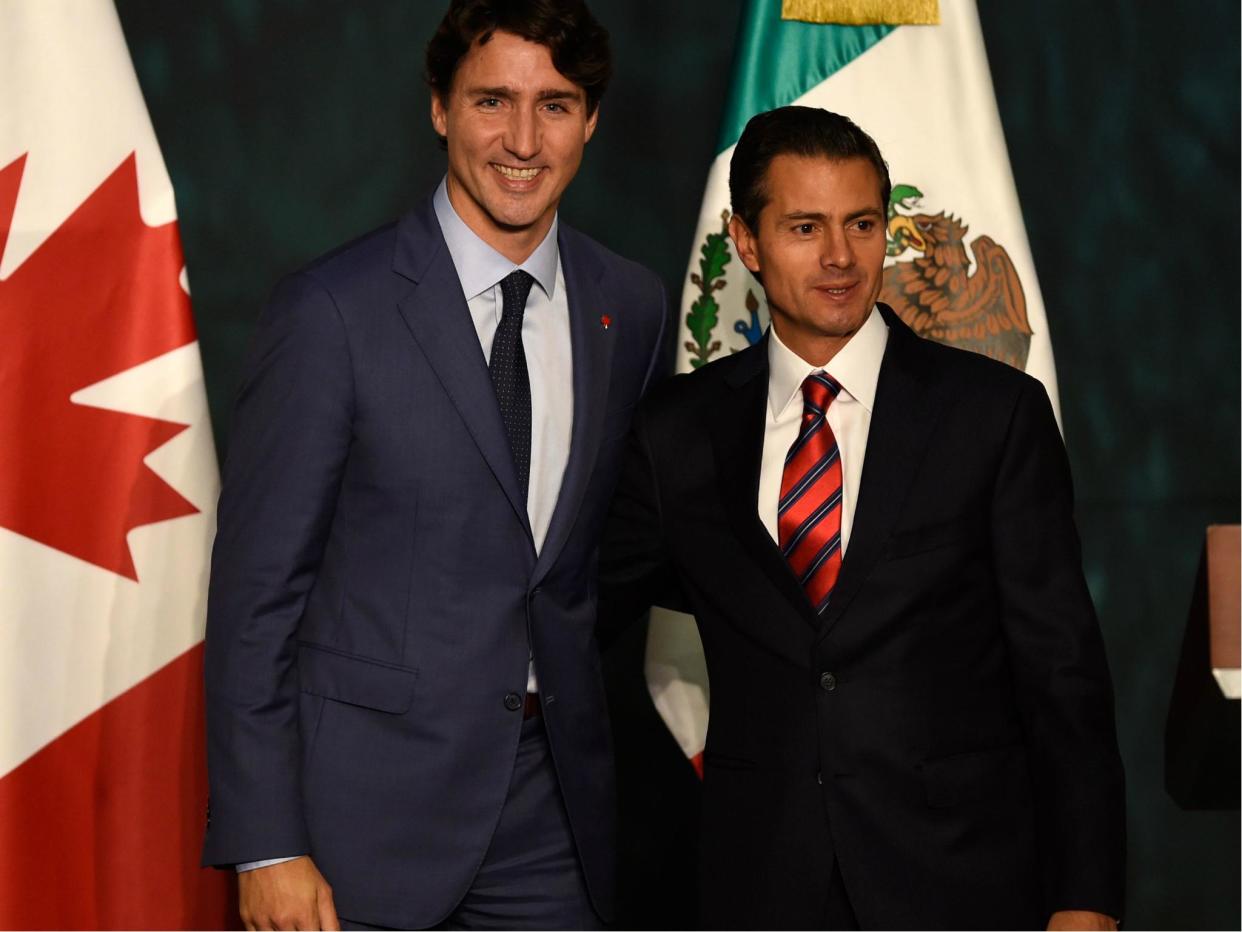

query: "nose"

left=820, top=227, right=854, bottom=270
left=504, top=105, right=541, bottom=161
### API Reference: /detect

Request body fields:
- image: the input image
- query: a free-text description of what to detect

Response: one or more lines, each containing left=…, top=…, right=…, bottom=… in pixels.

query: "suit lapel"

left=709, top=339, right=821, bottom=634
left=392, top=201, right=534, bottom=543
left=817, top=306, right=942, bottom=641
left=531, top=226, right=615, bottom=585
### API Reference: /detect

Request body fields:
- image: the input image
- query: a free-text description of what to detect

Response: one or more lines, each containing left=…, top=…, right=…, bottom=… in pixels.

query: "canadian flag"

left=0, top=2, right=230, bottom=927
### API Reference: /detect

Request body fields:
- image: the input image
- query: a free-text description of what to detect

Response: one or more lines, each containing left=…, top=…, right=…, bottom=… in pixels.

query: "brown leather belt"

left=523, top=693, right=541, bottom=720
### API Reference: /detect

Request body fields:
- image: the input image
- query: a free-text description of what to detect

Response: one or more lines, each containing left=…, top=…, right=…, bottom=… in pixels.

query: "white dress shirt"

left=757, top=307, right=889, bottom=552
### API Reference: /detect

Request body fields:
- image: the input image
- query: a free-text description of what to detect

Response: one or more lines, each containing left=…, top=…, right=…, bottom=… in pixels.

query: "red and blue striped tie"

left=778, top=373, right=843, bottom=614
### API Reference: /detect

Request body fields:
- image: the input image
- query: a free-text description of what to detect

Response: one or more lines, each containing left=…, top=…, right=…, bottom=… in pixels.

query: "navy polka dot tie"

left=490, top=270, right=535, bottom=497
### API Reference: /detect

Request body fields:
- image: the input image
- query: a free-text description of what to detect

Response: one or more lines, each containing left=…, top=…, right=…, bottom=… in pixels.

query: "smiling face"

left=730, top=154, right=887, bottom=366
left=431, top=30, right=598, bottom=262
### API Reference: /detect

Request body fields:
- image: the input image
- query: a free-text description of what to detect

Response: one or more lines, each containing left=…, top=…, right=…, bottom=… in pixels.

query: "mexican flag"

left=0, top=1, right=229, bottom=926
left=646, top=0, right=1060, bottom=773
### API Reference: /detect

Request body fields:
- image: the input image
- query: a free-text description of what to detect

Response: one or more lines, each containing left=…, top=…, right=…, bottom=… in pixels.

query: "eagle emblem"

left=880, top=185, right=1033, bottom=370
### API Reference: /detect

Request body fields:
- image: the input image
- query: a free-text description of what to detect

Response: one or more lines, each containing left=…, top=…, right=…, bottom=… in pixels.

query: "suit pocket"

left=921, top=744, right=1027, bottom=808
left=298, top=641, right=419, bottom=713
left=885, top=514, right=981, bottom=559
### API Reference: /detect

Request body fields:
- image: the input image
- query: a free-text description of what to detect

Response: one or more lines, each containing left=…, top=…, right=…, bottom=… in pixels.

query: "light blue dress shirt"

left=431, top=178, right=574, bottom=561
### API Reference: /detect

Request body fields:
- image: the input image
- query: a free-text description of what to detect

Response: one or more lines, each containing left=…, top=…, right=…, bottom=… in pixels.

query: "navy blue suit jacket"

left=201, top=195, right=668, bottom=927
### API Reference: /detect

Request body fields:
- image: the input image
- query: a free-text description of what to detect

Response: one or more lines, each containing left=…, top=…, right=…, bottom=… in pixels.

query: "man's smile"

left=491, top=163, right=544, bottom=184
left=813, top=280, right=860, bottom=300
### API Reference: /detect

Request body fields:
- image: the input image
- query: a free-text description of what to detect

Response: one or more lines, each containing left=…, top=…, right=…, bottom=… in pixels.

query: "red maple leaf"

left=0, top=153, right=200, bottom=581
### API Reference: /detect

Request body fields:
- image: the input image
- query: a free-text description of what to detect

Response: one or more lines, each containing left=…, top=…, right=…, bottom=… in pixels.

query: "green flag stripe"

left=717, top=0, right=895, bottom=154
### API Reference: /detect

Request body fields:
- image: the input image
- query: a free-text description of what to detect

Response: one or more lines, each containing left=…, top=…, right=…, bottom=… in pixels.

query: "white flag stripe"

left=791, top=0, right=1059, bottom=413
left=645, top=609, right=711, bottom=760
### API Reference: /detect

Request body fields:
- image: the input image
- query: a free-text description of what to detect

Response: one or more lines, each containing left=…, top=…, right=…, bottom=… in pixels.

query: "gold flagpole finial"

left=781, top=0, right=939, bottom=25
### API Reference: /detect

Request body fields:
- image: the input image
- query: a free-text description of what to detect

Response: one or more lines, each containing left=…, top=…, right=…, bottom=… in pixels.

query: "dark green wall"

left=975, top=4, right=1240, bottom=927
left=116, top=1, right=1240, bottom=927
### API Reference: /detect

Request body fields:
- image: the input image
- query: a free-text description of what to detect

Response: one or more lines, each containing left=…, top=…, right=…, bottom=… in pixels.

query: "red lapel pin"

left=600, top=314, right=612, bottom=330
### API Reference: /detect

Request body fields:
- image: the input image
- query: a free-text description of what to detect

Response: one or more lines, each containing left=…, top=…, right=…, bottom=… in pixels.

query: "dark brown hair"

left=729, top=106, right=891, bottom=230
left=426, top=0, right=612, bottom=117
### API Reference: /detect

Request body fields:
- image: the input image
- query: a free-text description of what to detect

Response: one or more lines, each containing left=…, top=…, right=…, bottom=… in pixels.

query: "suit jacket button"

left=504, top=692, right=523, bottom=712
left=819, top=672, right=837, bottom=691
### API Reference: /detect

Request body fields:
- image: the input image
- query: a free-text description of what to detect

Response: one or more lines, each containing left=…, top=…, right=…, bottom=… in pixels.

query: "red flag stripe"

left=0, top=644, right=236, bottom=930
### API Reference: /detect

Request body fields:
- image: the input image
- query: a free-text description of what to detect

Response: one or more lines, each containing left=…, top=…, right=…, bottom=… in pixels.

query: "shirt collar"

left=767, top=305, right=890, bottom=419
left=432, top=178, right=559, bottom=302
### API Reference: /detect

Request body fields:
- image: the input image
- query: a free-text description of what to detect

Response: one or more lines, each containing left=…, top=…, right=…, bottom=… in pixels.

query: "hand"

left=238, top=856, right=340, bottom=931
left=1047, top=910, right=1117, bottom=931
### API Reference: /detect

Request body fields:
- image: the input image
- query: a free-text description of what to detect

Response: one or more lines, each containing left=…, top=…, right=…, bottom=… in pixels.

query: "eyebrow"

left=465, top=85, right=583, bottom=102
left=778, top=207, right=884, bottom=223
left=537, top=87, right=582, bottom=101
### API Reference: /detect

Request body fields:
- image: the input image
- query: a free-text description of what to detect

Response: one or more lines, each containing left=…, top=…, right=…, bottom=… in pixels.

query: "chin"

left=483, top=198, right=547, bottom=229
left=810, top=312, right=864, bottom=336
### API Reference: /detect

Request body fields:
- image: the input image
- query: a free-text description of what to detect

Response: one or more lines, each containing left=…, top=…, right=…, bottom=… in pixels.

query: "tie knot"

left=500, top=269, right=536, bottom=317
left=801, top=372, right=841, bottom=413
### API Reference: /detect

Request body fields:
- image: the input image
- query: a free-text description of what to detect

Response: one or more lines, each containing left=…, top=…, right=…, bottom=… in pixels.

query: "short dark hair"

left=729, top=106, right=891, bottom=230
left=425, top=0, right=612, bottom=117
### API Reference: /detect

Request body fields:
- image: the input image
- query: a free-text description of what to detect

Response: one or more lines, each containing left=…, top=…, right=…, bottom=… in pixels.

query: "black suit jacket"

left=601, top=305, right=1125, bottom=930
left=202, top=196, right=668, bottom=927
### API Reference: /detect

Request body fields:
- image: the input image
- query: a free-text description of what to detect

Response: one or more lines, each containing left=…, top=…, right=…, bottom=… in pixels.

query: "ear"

left=430, top=93, right=448, bottom=139
left=583, top=104, right=600, bottom=144
left=729, top=214, right=761, bottom=275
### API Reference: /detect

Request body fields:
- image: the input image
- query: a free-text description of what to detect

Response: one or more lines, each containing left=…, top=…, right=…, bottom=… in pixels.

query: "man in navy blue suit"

left=201, top=2, right=668, bottom=928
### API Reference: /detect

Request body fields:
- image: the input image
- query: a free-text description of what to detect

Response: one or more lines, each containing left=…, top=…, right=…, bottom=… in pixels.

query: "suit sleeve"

left=989, top=378, right=1126, bottom=919
left=201, top=271, right=355, bottom=867
left=597, top=404, right=683, bottom=648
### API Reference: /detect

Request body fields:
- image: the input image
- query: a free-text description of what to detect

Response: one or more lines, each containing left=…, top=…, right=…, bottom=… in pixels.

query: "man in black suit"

left=601, top=107, right=1125, bottom=930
